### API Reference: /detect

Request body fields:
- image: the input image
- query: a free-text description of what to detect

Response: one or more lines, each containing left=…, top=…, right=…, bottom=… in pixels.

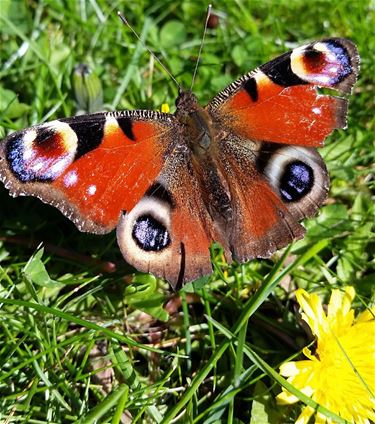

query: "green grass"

left=0, top=0, right=374, bottom=422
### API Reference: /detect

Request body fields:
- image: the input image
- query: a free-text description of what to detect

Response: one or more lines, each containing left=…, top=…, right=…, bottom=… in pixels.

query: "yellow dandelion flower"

left=277, top=287, right=375, bottom=424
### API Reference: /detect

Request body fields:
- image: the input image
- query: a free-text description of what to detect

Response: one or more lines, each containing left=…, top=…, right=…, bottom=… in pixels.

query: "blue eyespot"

left=280, top=161, right=314, bottom=202
left=325, top=40, right=352, bottom=82
left=6, top=136, right=52, bottom=183
left=132, top=214, right=170, bottom=251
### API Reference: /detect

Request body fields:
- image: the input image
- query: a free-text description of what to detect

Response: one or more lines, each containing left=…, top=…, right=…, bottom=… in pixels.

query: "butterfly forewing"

left=0, top=111, right=177, bottom=233
left=207, top=38, right=359, bottom=147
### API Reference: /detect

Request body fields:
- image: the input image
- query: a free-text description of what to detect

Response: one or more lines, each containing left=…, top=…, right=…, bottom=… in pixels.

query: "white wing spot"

left=312, top=107, right=321, bottom=115
left=87, top=185, right=97, bottom=196
left=23, top=149, right=34, bottom=161
left=64, top=170, right=78, bottom=187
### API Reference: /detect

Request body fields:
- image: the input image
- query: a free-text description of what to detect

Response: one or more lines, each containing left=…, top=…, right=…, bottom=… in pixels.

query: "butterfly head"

left=174, top=90, right=200, bottom=118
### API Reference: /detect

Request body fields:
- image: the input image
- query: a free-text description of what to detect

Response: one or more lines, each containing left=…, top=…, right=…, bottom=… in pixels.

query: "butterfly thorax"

left=175, top=90, right=216, bottom=157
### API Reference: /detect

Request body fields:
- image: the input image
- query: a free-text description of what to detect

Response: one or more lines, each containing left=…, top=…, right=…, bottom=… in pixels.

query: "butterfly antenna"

left=190, top=4, right=212, bottom=91
left=117, top=11, right=181, bottom=90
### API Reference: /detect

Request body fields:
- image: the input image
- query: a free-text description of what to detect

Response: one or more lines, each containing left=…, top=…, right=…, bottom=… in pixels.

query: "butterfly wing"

left=1, top=110, right=229, bottom=287
left=208, top=38, right=359, bottom=147
left=208, top=38, right=359, bottom=261
left=216, top=138, right=328, bottom=261
left=116, top=151, right=231, bottom=288
left=0, top=110, right=176, bottom=233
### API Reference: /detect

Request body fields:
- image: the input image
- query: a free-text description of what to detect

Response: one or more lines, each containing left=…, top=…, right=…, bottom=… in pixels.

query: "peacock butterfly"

left=0, top=36, right=359, bottom=288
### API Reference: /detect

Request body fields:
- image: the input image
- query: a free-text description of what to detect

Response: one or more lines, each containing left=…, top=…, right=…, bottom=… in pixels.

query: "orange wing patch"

left=0, top=113, right=175, bottom=234
left=54, top=118, right=171, bottom=230
left=217, top=146, right=305, bottom=261
left=116, top=160, right=232, bottom=288
left=222, top=72, right=346, bottom=147
left=163, top=165, right=232, bottom=286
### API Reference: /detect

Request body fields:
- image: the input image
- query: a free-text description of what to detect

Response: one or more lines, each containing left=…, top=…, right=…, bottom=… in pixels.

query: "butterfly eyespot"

left=6, top=123, right=78, bottom=183
left=259, top=145, right=328, bottom=218
left=132, top=214, right=171, bottom=252
left=279, top=161, right=314, bottom=202
left=117, top=194, right=172, bottom=263
left=290, top=39, right=356, bottom=90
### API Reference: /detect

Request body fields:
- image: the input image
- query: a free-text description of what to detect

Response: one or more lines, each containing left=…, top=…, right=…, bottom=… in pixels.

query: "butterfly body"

left=173, top=90, right=233, bottom=223
left=0, top=38, right=359, bottom=288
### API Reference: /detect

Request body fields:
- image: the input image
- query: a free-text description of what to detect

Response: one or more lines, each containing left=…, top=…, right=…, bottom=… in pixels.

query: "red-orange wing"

left=208, top=39, right=359, bottom=263
left=207, top=38, right=359, bottom=147
left=215, top=138, right=328, bottom=262
left=0, top=110, right=176, bottom=233
left=116, top=155, right=231, bottom=289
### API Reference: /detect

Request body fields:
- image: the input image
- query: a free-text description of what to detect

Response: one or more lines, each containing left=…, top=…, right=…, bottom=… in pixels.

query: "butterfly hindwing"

left=216, top=136, right=328, bottom=261
left=0, top=111, right=176, bottom=233
left=117, top=153, right=231, bottom=288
